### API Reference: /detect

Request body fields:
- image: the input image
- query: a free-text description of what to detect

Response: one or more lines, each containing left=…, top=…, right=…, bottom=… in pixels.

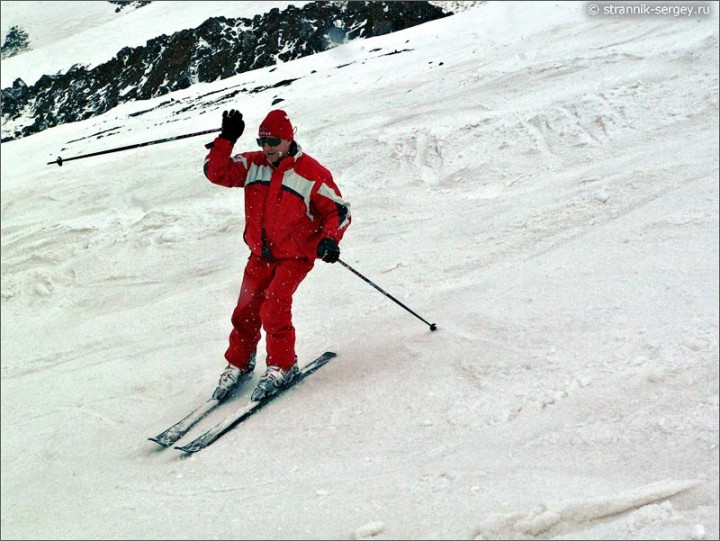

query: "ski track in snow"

left=472, top=479, right=701, bottom=540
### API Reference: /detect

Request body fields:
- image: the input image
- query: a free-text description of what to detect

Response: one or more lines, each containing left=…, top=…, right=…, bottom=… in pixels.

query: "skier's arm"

left=313, top=175, right=351, bottom=243
left=203, top=137, right=249, bottom=188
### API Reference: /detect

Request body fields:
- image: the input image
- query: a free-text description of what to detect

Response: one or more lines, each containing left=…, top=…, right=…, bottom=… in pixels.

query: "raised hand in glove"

left=220, top=109, right=245, bottom=144
left=317, top=238, right=340, bottom=263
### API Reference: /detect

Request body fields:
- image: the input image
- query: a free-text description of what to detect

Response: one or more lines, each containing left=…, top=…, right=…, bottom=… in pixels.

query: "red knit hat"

left=258, top=109, right=294, bottom=140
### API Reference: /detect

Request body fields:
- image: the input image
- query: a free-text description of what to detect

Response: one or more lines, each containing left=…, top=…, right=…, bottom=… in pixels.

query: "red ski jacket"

left=204, top=137, right=351, bottom=261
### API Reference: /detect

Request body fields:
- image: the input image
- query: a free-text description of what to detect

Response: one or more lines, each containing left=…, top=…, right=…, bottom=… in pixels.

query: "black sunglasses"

left=256, top=137, right=282, bottom=147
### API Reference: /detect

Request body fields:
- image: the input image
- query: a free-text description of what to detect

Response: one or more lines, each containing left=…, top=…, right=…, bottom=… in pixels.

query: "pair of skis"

left=149, top=351, right=336, bottom=454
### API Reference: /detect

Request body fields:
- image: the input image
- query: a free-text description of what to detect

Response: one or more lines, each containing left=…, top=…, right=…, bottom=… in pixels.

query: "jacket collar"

left=269, top=142, right=302, bottom=169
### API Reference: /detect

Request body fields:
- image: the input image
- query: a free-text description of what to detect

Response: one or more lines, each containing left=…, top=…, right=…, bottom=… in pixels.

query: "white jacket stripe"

left=318, top=183, right=351, bottom=231
left=282, top=170, right=315, bottom=220
left=244, top=162, right=273, bottom=186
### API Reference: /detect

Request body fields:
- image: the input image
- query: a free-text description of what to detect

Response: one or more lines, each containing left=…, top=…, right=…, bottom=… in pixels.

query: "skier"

left=203, top=109, right=351, bottom=401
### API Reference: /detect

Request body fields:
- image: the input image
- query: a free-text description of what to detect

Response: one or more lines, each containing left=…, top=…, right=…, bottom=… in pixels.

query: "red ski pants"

left=225, top=254, right=313, bottom=371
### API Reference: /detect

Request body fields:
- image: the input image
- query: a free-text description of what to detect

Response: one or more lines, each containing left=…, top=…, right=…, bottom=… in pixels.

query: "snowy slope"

left=1, top=2, right=718, bottom=540
left=0, top=1, right=311, bottom=87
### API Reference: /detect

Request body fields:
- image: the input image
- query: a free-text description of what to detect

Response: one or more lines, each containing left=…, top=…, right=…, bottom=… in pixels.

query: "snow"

left=0, top=1, right=312, bottom=87
left=1, top=1, right=718, bottom=540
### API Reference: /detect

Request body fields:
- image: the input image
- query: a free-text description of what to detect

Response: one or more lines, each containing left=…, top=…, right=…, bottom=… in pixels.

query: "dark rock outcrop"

left=1, top=1, right=449, bottom=141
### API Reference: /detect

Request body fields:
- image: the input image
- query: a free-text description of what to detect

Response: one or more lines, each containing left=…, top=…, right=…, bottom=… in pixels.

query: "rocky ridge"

left=1, top=1, right=449, bottom=142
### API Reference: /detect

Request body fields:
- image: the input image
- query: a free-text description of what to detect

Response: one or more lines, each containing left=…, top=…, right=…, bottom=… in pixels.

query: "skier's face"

left=260, top=137, right=292, bottom=165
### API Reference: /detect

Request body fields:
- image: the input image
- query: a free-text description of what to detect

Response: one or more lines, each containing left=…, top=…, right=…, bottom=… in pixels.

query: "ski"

left=150, top=368, right=257, bottom=447
left=175, top=351, right=336, bottom=454
left=149, top=398, right=223, bottom=447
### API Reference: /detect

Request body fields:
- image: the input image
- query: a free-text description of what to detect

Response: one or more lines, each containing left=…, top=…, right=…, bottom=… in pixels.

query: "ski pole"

left=337, top=258, right=437, bottom=331
left=46, top=127, right=221, bottom=166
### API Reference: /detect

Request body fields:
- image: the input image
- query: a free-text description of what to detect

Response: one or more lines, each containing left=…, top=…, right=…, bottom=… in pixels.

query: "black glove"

left=317, top=238, right=340, bottom=263
left=220, top=109, right=245, bottom=144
